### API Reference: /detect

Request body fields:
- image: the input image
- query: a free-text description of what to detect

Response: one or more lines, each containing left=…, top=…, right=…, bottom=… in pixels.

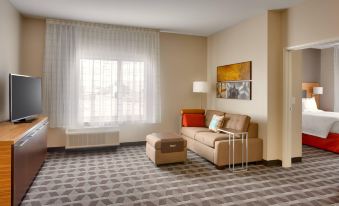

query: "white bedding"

left=330, top=121, right=339, bottom=133
left=302, top=110, right=339, bottom=138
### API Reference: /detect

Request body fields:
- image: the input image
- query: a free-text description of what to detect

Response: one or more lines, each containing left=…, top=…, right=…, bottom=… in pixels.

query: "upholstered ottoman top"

left=146, top=132, right=187, bottom=153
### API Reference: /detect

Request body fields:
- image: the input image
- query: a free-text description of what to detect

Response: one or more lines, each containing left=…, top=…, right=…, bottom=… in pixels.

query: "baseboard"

left=262, top=159, right=282, bottom=166
left=47, top=141, right=146, bottom=152
left=47, top=147, right=65, bottom=152
left=292, top=157, right=302, bottom=163
left=263, top=157, right=302, bottom=166
left=120, top=141, right=146, bottom=146
left=65, top=145, right=118, bottom=152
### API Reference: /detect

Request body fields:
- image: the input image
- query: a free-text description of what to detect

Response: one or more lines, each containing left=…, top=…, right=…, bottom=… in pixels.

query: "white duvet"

left=302, top=110, right=339, bottom=138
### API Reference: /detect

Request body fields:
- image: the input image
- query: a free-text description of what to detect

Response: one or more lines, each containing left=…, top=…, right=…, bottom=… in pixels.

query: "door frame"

left=282, top=37, right=339, bottom=167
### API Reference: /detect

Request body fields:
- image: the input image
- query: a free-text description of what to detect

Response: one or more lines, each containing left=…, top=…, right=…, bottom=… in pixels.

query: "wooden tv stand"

left=0, top=116, right=48, bottom=206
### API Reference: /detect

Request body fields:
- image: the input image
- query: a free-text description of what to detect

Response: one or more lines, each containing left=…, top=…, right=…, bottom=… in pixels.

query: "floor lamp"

left=193, top=81, right=209, bottom=109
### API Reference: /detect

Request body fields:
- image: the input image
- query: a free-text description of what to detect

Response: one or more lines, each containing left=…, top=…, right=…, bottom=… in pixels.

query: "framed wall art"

left=216, top=61, right=252, bottom=100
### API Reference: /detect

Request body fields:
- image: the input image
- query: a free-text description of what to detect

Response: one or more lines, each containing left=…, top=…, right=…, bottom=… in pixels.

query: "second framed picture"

left=226, top=81, right=251, bottom=100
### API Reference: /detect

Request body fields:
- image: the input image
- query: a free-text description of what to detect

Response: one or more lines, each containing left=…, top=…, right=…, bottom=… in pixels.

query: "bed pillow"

left=182, top=114, right=205, bottom=127
left=302, top=97, right=318, bottom=112
left=209, top=115, right=224, bottom=132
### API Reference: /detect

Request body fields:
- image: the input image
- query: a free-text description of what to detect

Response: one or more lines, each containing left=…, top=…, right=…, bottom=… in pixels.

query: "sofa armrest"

left=248, top=123, right=258, bottom=138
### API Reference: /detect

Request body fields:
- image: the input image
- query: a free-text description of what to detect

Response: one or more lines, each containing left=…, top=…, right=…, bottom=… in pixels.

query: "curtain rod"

left=46, top=18, right=160, bottom=32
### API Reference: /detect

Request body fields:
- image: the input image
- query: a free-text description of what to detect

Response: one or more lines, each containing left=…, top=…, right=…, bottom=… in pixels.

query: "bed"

left=302, top=83, right=339, bottom=153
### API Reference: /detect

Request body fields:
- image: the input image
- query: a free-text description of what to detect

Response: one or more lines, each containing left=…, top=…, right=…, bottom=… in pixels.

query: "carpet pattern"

left=21, top=145, right=339, bottom=206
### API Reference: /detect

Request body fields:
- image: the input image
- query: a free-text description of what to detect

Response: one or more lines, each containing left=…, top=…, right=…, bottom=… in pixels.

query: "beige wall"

left=302, top=49, right=320, bottom=83
left=320, top=48, right=335, bottom=111
left=207, top=13, right=271, bottom=159
left=20, top=17, right=46, bottom=77
left=19, top=18, right=207, bottom=147
left=0, top=0, right=21, bottom=121
left=286, top=0, right=339, bottom=47
left=120, top=33, right=207, bottom=143
left=267, top=10, right=283, bottom=160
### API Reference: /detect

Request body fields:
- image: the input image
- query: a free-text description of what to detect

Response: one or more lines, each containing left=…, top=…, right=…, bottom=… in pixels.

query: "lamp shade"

left=313, top=87, right=323, bottom=95
left=193, top=81, right=209, bottom=93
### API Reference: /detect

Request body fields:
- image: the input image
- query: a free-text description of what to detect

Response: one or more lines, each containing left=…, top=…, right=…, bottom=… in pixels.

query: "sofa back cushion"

left=205, top=110, right=225, bottom=127
left=223, top=113, right=250, bottom=132
left=181, top=109, right=205, bottom=115
left=182, top=114, right=205, bottom=127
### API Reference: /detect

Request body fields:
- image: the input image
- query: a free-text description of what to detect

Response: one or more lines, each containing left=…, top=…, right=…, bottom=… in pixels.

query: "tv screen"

left=10, top=74, right=42, bottom=122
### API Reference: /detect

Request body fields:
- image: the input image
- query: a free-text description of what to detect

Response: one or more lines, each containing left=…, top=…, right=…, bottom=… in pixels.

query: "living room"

left=1, top=0, right=339, bottom=205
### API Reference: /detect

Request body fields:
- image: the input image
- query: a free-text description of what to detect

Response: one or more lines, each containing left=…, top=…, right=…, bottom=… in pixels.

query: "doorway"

left=283, top=39, right=339, bottom=167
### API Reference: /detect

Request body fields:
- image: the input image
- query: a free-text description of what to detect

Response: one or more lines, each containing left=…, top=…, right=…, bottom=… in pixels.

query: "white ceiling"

left=10, top=0, right=303, bottom=36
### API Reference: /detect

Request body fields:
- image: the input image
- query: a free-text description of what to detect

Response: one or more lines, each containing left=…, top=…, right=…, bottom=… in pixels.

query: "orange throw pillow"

left=182, top=114, right=205, bottom=127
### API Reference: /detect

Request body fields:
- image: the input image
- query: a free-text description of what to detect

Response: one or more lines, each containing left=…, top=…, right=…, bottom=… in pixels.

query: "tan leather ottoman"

left=146, top=132, right=187, bottom=165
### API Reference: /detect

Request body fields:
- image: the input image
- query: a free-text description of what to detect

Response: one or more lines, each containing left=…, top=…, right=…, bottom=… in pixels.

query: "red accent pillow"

left=182, top=114, right=205, bottom=127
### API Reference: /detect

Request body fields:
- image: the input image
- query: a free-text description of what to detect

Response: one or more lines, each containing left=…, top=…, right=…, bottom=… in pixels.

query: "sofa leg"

left=215, top=165, right=227, bottom=170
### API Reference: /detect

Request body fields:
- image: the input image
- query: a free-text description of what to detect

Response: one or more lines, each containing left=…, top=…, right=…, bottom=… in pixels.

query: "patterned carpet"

left=21, top=145, right=339, bottom=206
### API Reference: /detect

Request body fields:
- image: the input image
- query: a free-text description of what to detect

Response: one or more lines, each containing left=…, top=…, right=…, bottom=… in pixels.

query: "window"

left=80, top=59, right=145, bottom=126
left=43, top=21, right=160, bottom=128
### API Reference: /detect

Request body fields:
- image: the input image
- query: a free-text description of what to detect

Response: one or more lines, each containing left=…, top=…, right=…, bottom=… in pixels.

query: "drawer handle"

left=169, top=144, right=176, bottom=148
left=30, top=130, right=39, bottom=137
left=19, top=139, right=30, bottom=147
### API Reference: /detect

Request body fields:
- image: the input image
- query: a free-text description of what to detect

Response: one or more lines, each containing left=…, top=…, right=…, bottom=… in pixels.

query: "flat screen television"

left=9, top=74, right=42, bottom=122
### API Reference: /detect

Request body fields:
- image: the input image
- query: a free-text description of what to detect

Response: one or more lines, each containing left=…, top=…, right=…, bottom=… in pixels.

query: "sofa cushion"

left=182, top=114, right=205, bottom=127
left=195, top=132, right=229, bottom=148
left=223, top=113, right=250, bottom=132
left=181, top=127, right=210, bottom=139
left=208, top=114, right=224, bottom=132
left=205, top=110, right=225, bottom=127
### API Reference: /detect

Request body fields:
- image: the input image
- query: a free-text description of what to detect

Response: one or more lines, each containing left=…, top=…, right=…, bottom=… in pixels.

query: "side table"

left=217, top=128, right=248, bottom=172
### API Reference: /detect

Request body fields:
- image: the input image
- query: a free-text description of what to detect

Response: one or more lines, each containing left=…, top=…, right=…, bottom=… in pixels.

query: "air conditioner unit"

left=65, top=127, right=119, bottom=149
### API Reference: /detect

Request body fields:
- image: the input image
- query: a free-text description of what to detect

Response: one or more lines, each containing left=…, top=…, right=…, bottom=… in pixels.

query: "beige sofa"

left=180, top=109, right=263, bottom=169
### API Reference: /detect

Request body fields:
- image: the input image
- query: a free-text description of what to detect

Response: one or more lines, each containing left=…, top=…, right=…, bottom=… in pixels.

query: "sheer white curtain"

left=43, top=19, right=160, bottom=128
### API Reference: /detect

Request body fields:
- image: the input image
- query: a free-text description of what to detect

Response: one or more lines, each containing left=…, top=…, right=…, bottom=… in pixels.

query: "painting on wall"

left=226, top=82, right=251, bottom=100
left=216, top=82, right=226, bottom=98
left=216, top=61, right=252, bottom=100
left=217, top=61, right=251, bottom=82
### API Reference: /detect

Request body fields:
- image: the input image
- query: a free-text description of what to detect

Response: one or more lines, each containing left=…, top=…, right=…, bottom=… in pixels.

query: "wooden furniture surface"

left=302, top=82, right=320, bottom=108
left=0, top=116, right=48, bottom=206
left=0, top=116, right=47, bottom=144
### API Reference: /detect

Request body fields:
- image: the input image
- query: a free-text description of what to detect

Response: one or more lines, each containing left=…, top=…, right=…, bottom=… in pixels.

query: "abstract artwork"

left=226, top=82, right=251, bottom=100
left=217, top=61, right=251, bottom=82
left=216, top=82, right=226, bottom=98
left=216, top=61, right=252, bottom=100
